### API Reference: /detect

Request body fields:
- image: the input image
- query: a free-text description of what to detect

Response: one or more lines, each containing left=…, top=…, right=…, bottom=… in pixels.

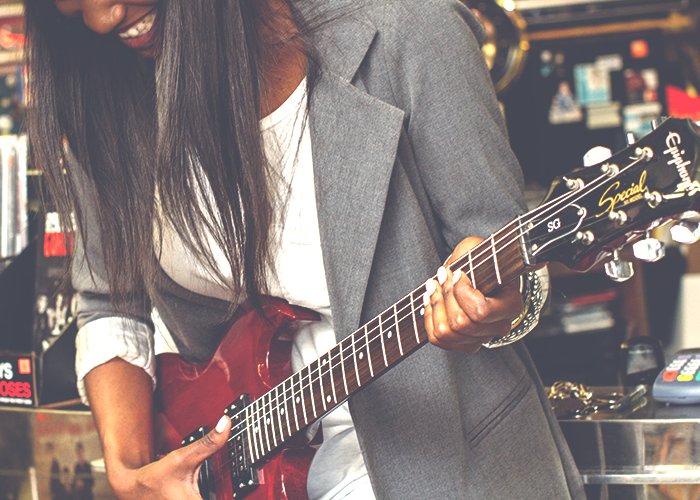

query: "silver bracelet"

left=482, top=271, right=544, bottom=348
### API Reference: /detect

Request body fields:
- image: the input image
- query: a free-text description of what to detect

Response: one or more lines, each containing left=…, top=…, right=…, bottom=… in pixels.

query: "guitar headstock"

left=525, top=117, right=700, bottom=272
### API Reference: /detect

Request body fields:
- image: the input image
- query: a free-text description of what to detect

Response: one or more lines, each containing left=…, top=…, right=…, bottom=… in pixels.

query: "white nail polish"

left=425, top=279, right=436, bottom=295
left=437, top=267, right=447, bottom=285
left=216, top=415, right=229, bottom=433
left=453, top=269, right=462, bottom=285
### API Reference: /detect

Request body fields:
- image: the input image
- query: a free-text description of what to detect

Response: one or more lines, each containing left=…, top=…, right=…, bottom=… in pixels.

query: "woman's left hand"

left=423, top=236, right=524, bottom=353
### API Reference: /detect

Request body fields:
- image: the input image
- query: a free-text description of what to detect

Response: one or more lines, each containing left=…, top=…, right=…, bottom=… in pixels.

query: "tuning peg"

left=604, top=250, right=634, bottom=282
left=670, top=221, right=700, bottom=244
left=583, top=146, right=613, bottom=167
left=632, top=237, right=665, bottom=262
left=626, top=132, right=636, bottom=145
left=651, top=116, right=667, bottom=130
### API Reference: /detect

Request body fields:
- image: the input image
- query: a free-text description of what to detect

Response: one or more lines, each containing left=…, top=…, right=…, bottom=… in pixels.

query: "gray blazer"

left=73, top=0, right=586, bottom=497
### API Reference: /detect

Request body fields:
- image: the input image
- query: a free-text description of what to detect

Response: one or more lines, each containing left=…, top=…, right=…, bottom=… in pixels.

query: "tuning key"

left=575, top=230, right=595, bottom=245
left=644, top=191, right=662, bottom=208
left=632, top=237, right=665, bottom=262
left=670, top=221, right=700, bottom=244
left=583, top=146, right=612, bottom=167
left=607, top=210, right=627, bottom=225
left=604, top=250, right=634, bottom=282
left=626, top=132, right=636, bottom=145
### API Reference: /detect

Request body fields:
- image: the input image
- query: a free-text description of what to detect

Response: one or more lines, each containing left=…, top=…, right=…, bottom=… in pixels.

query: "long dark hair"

left=24, top=0, right=316, bottom=314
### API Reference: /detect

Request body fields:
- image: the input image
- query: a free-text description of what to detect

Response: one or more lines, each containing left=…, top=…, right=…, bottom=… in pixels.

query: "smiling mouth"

left=118, top=10, right=156, bottom=40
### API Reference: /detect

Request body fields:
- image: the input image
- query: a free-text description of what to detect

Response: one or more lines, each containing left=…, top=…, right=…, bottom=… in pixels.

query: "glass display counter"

left=557, top=386, right=700, bottom=500
left=8, top=386, right=700, bottom=500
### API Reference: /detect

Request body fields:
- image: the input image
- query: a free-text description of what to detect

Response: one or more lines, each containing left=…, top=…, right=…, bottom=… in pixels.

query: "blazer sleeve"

left=69, top=160, right=156, bottom=403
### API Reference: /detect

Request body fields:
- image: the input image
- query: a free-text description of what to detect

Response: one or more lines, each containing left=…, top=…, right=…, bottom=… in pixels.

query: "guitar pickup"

left=181, top=426, right=216, bottom=500
left=226, top=394, right=259, bottom=499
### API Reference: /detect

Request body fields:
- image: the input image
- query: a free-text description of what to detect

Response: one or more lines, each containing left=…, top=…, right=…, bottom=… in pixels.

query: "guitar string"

left=215, top=164, right=619, bottom=471
left=212, top=158, right=641, bottom=476
left=217, top=163, right=619, bottom=460
left=214, top=218, right=580, bottom=479
left=215, top=213, right=618, bottom=481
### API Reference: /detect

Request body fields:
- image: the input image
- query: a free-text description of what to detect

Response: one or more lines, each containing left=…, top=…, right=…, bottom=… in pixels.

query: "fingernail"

left=437, top=267, right=447, bottom=285
left=453, top=269, right=462, bottom=285
left=423, top=291, right=430, bottom=307
left=215, top=415, right=229, bottom=433
left=425, top=279, right=436, bottom=295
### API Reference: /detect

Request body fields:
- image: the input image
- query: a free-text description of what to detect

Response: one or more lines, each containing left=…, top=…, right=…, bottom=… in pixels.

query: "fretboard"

left=234, top=219, right=527, bottom=464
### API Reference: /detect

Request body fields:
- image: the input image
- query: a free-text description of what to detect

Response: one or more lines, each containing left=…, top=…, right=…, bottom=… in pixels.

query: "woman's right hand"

left=84, top=358, right=231, bottom=500
left=106, top=415, right=232, bottom=500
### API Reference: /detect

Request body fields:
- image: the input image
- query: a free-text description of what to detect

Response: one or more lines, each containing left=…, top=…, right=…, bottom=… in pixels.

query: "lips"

left=117, top=9, right=158, bottom=51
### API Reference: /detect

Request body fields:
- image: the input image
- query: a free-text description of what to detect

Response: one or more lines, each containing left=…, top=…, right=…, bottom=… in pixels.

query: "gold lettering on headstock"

left=597, top=170, right=648, bottom=216
left=664, top=131, right=693, bottom=190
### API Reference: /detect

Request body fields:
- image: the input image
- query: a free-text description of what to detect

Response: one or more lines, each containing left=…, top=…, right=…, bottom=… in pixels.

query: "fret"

left=245, top=406, right=259, bottom=462
left=264, top=393, right=277, bottom=449
left=340, top=339, right=350, bottom=396
left=364, top=324, right=374, bottom=378
left=354, top=331, right=371, bottom=385
left=262, top=397, right=273, bottom=451
left=275, top=385, right=286, bottom=442
left=411, top=292, right=421, bottom=344
left=393, top=303, right=404, bottom=356
left=289, top=375, right=300, bottom=432
left=307, top=364, right=318, bottom=419
left=328, top=350, right=338, bottom=404
left=351, top=333, right=361, bottom=388
left=295, top=371, right=308, bottom=426
left=379, top=315, right=389, bottom=368
left=253, top=400, right=265, bottom=459
left=318, top=358, right=328, bottom=412
left=281, top=379, right=291, bottom=437
left=249, top=400, right=259, bottom=459
left=491, top=235, right=502, bottom=285
left=467, top=250, right=476, bottom=288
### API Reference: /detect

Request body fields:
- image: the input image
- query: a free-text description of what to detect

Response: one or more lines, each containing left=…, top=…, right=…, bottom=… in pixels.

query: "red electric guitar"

left=154, top=118, right=700, bottom=500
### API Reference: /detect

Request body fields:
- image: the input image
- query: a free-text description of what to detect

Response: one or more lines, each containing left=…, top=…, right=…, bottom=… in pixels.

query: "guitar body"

left=154, top=298, right=321, bottom=500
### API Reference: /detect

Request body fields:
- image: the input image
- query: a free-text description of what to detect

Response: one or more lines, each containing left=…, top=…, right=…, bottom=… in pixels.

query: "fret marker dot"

left=388, top=331, right=393, bottom=338
left=322, top=359, right=327, bottom=365
left=266, top=418, right=270, bottom=425
left=359, top=352, right=364, bottom=360
left=280, top=408, right=285, bottom=415
left=420, top=308, right=425, bottom=316
left=296, top=396, right=301, bottom=403
left=327, top=395, right=332, bottom=403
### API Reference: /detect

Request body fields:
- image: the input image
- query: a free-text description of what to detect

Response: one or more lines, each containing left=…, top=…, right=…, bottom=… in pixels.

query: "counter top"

left=555, top=386, right=700, bottom=484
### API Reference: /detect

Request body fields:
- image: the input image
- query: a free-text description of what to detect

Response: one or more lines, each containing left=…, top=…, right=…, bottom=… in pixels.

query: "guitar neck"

left=237, top=220, right=528, bottom=465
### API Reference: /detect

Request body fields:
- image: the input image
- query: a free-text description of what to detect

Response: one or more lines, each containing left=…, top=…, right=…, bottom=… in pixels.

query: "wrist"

left=482, top=270, right=546, bottom=348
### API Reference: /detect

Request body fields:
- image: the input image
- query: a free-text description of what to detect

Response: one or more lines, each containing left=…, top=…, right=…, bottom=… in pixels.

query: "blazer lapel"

left=309, top=19, right=405, bottom=341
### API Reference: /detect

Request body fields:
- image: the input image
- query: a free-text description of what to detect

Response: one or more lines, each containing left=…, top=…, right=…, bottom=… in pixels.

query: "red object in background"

left=666, top=84, right=700, bottom=121
left=43, top=212, right=73, bottom=257
left=630, top=39, right=649, bottom=59
left=18, top=358, right=31, bottom=375
left=43, top=232, right=72, bottom=257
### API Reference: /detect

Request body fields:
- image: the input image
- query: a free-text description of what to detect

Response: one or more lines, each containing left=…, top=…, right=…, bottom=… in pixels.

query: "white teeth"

left=118, top=11, right=156, bottom=39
